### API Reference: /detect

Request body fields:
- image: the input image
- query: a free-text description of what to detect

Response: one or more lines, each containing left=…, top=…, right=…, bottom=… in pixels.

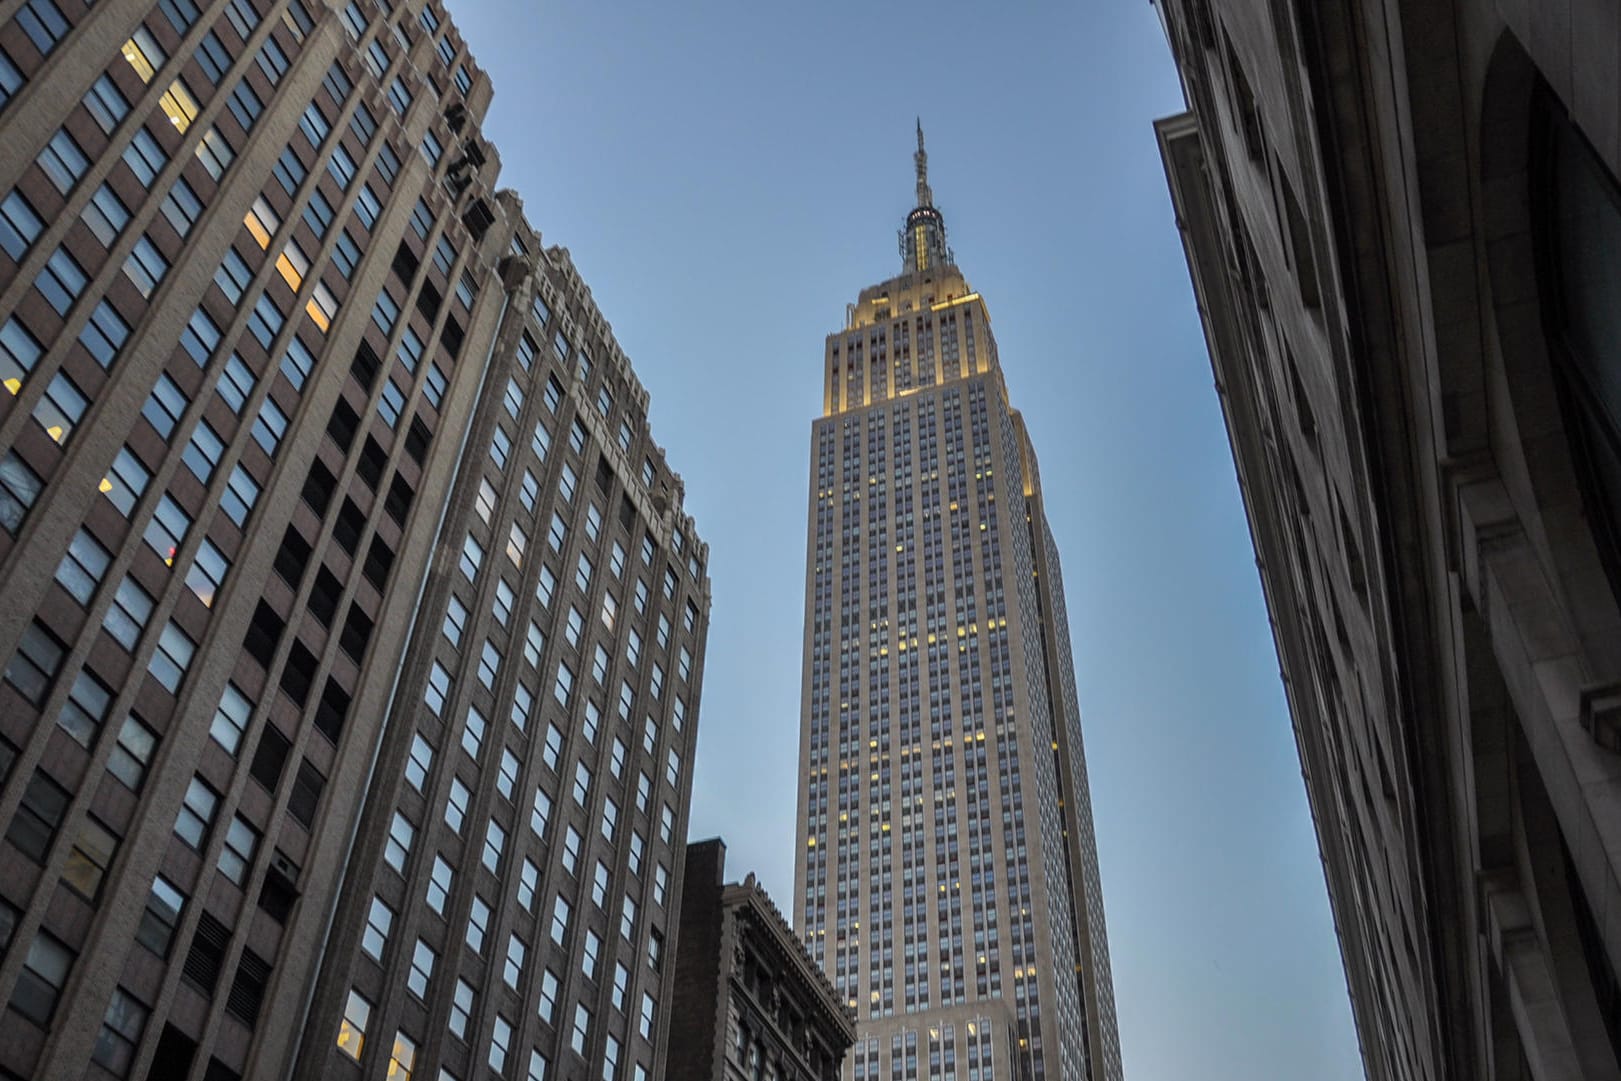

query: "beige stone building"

left=792, top=127, right=1121, bottom=1081
left=1156, top=0, right=1621, bottom=1076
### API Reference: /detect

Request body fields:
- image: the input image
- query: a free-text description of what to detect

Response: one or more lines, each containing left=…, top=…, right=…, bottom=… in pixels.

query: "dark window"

left=404, top=415, right=431, bottom=464
left=245, top=601, right=285, bottom=668
left=288, top=760, right=325, bottom=826
left=8, top=768, right=69, bottom=863
left=274, top=525, right=312, bottom=586
left=305, top=566, right=341, bottom=627
left=340, top=603, right=373, bottom=662
left=314, top=678, right=349, bottom=742
left=302, top=459, right=336, bottom=517
left=279, top=640, right=317, bottom=706
left=358, top=437, right=387, bottom=490
left=182, top=912, right=229, bottom=993
left=352, top=338, right=381, bottom=391
left=385, top=474, right=414, bottom=524
left=363, top=537, right=394, bottom=590
left=226, top=948, right=270, bottom=1026
left=333, top=498, right=365, bottom=554
left=326, top=398, right=360, bottom=451
left=249, top=725, right=291, bottom=791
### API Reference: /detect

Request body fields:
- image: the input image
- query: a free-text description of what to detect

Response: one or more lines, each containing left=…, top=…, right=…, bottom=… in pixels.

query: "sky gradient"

left=448, top=2, right=1364, bottom=1078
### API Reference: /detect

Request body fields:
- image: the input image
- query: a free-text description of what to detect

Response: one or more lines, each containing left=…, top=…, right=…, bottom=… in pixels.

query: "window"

left=182, top=420, right=225, bottom=484
left=337, top=989, right=370, bottom=1059
left=571, top=1004, right=591, bottom=1056
left=427, top=855, right=453, bottom=914
left=388, top=1031, right=417, bottom=1081
left=481, top=820, right=505, bottom=873
left=84, top=75, right=129, bottom=133
left=123, top=235, right=168, bottom=297
left=638, top=992, right=656, bottom=1041
left=122, top=129, right=166, bottom=186
left=38, top=129, right=88, bottom=194
left=11, top=932, right=74, bottom=1027
left=445, top=777, right=470, bottom=833
left=460, top=534, right=483, bottom=581
left=478, top=639, right=501, bottom=689
left=57, top=668, right=112, bottom=748
left=362, top=895, right=393, bottom=960
left=592, top=861, right=610, bottom=908
left=449, top=978, right=475, bottom=1039
left=426, top=661, right=451, bottom=714
left=490, top=1014, right=513, bottom=1073
left=603, top=1035, right=621, bottom=1080
left=407, top=938, right=435, bottom=998
left=550, top=894, right=572, bottom=945
left=385, top=811, right=414, bottom=872
left=561, top=824, right=582, bottom=876
left=79, top=185, right=123, bottom=247
left=149, top=620, right=195, bottom=692
left=559, top=462, right=577, bottom=502
left=108, top=713, right=157, bottom=790
left=55, top=527, right=110, bottom=604
left=582, top=928, right=601, bottom=981
left=498, top=748, right=520, bottom=799
left=443, top=595, right=468, bottom=646
left=512, top=680, right=534, bottom=731
left=504, top=932, right=526, bottom=989
left=37, top=246, right=87, bottom=317
left=214, top=814, right=256, bottom=887
left=0, top=452, right=43, bottom=534
left=508, top=522, right=527, bottom=567
left=530, top=786, right=552, bottom=838
left=519, top=859, right=540, bottom=911
left=554, top=660, right=574, bottom=707
left=136, top=875, right=184, bottom=956
left=406, top=732, right=434, bottom=790
left=174, top=776, right=218, bottom=849
left=62, top=816, right=118, bottom=900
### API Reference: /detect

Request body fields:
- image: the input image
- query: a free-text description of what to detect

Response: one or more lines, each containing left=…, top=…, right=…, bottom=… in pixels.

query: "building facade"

left=792, top=127, right=1121, bottom=1081
left=1155, top=0, right=1621, bottom=1077
left=669, top=839, right=856, bottom=1081
left=0, top=0, right=709, bottom=1078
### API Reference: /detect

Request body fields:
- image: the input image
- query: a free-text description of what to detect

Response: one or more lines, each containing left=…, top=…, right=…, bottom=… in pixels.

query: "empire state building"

left=793, top=126, right=1123, bottom=1081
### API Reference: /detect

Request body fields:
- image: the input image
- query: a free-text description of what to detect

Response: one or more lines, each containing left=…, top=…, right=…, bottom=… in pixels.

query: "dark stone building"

left=0, top=0, right=709, bottom=1077
left=1156, top=0, right=1621, bottom=1077
left=671, top=839, right=856, bottom=1081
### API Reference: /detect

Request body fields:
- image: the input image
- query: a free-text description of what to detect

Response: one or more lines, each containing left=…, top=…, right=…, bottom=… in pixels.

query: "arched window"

left=1539, top=94, right=1621, bottom=588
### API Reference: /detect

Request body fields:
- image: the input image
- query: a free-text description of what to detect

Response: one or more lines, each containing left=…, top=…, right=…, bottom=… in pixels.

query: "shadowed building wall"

left=1156, top=0, right=1621, bottom=1076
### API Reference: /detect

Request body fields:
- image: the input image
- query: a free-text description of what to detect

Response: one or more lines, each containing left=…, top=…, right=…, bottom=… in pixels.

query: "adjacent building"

left=669, top=839, right=856, bottom=1081
left=792, top=126, right=1121, bottom=1081
left=1155, top=0, right=1621, bottom=1077
left=0, top=0, right=708, bottom=1078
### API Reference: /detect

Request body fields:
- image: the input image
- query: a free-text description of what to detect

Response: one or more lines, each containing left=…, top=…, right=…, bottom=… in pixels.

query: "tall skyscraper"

left=793, top=126, right=1121, bottom=1081
left=0, top=0, right=708, bottom=1078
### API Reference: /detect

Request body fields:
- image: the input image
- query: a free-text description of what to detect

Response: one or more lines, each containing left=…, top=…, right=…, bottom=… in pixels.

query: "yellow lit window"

left=158, top=78, right=199, bottom=132
left=244, top=196, right=279, bottom=250
left=387, top=1031, right=416, bottom=1079
left=306, top=282, right=338, bottom=332
left=121, top=28, right=164, bottom=83
left=337, top=990, right=370, bottom=1059
left=276, top=237, right=309, bottom=289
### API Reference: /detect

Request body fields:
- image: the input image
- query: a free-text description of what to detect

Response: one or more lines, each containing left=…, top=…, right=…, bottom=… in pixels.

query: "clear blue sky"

left=450, top=2, right=1363, bottom=1078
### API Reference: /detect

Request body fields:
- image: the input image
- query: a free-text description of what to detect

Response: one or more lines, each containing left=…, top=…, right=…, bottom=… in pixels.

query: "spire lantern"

left=900, top=119, right=952, bottom=274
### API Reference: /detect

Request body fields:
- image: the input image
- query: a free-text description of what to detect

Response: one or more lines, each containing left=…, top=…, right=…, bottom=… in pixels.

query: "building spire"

left=915, top=117, right=933, bottom=207
left=900, top=119, right=952, bottom=273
